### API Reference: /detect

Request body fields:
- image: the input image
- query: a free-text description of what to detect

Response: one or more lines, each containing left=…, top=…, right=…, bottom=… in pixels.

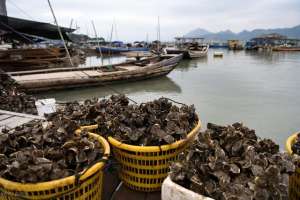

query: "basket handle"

left=74, top=154, right=109, bottom=186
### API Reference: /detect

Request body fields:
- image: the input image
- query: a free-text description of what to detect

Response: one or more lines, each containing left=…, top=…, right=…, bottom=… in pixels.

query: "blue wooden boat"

left=96, top=46, right=149, bottom=54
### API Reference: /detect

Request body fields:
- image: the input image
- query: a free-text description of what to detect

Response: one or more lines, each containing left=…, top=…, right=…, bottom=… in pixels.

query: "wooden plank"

left=0, top=114, right=12, bottom=121
left=5, top=117, right=33, bottom=129
left=0, top=109, right=44, bottom=120
left=0, top=116, right=20, bottom=126
left=0, top=116, right=32, bottom=128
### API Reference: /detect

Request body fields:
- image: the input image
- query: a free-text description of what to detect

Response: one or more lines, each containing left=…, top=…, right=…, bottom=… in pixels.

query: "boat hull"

left=164, top=49, right=190, bottom=59
left=188, top=45, right=209, bottom=58
left=272, top=47, right=300, bottom=51
left=96, top=47, right=149, bottom=54
left=10, top=54, right=183, bottom=92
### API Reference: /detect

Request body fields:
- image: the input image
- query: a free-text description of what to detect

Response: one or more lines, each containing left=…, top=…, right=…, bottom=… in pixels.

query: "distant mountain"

left=184, top=28, right=212, bottom=37
left=185, top=25, right=300, bottom=41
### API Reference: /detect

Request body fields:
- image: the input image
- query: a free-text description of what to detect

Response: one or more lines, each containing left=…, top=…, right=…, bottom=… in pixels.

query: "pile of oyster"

left=95, top=96, right=198, bottom=146
left=0, top=70, right=37, bottom=115
left=0, top=116, right=104, bottom=183
left=50, top=95, right=199, bottom=146
left=291, top=132, right=300, bottom=155
left=170, top=122, right=296, bottom=200
left=47, top=98, right=100, bottom=125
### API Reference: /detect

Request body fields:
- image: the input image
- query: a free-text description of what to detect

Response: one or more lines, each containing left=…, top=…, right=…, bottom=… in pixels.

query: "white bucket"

left=35, top=98, right=56, bottom=116
left=162, top=177, right=214, bottom=200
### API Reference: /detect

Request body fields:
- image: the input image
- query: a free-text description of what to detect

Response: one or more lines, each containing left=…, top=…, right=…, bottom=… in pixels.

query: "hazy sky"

left=6, top=0, right=300, bottom=42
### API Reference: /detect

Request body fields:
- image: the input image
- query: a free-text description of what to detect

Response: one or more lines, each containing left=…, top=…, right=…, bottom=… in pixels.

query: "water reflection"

left=79, top=55, right=126, bottom=67
left=244, top=50, right=300, bottom=64
left=36, top=76, right=181, bottom=101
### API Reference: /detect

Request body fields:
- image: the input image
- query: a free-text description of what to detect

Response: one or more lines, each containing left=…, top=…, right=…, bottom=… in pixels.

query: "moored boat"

left=272, top=46, right=300, bottom=51
left=164, top=37, right=209, bottom=59
left=96, top=46, right=149, bottom=54
left=187, top=44, right=209, bottom=58
left=9, top=54, right=183, bottom=92
left=121, top=51, right=153, bottom=58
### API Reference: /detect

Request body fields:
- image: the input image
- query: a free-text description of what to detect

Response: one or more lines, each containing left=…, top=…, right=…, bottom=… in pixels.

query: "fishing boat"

left=227, top=40, right=244, bottom=50
left=0, top=47, right=83, bottom=71
left=164, top=37, right=209, bottom=59
left=187, top=44, right=209, bottom=58
left=272, top=46, right=300, bottom=51
left=164, top=46, right=190, bottom=58
left=96, top=46, right=149, bottom=54
left=9, top=54, right=183, bottom=92
left=121, top=51, right=153, bottom=59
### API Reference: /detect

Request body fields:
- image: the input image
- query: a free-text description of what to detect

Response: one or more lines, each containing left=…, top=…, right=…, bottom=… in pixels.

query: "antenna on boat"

left=113, top=18, right=119, bottom=41
left=107, top=22, right=114, bottom=65
left=47, top=0, right=74, bottom=67
left=91, top=20, right=103, bottom=66
left=146, top=33, right=149, bottom=44
left=157, top=16, right=161, bottom=54
left=69, top=19, right=73, bottom=30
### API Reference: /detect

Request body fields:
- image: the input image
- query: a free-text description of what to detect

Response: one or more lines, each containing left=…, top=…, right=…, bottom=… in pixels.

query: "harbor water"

left=37, top=49, right=300, bottom=148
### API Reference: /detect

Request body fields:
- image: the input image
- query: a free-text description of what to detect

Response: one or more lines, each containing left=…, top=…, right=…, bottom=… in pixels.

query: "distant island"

left=185, top=25, right=300, bottom=41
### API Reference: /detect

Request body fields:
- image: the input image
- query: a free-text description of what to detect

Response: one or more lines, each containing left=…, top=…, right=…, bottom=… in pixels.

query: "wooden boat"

left=272, top=46, right=300, bottom=51
left=121, top=51, right=153, bottom=58
left=228, top=40, right=243, bottom=50
left=164, top=47, right=190, bottom=59
left=187, top=44, right=209, bottom=58
left=9, top=54, right=183, bottom=92
left=96, top=46, right=149, bottom=54
left=0, top=47, right=83, bottom=71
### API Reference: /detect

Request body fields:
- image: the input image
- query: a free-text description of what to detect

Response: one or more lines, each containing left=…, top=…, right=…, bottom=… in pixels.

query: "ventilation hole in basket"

left=57, top=187, right=62, bottom=193
left=33, top=191, right=38, bottom=196
left=80, top=188, right=84, bottom=196
left=38, top=191, right=44, bottom=195
left=75, top=191, right=79, bottom=198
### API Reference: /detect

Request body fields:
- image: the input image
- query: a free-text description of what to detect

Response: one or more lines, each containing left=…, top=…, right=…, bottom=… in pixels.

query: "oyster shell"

left=0, top=117, right=103, bottom=183
left=169, top=122, right=297, bottom=200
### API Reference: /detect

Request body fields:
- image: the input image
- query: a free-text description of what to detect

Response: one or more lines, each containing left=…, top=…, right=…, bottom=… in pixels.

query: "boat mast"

left=157, top=16, right=160, bottom=54
left=47, top=0, right=73, bottom=67
left=91, top=20, right=103, bottom=65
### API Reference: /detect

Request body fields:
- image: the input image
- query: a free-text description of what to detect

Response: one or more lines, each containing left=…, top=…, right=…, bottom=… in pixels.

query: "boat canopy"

left=0, top=15, right=74, bottom=41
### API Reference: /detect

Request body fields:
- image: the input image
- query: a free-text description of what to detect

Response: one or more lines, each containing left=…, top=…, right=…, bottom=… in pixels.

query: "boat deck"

left=12, top=70, right=104, bottom=82
left=11, top=65, right=143, bottom=83
left=0, top=109, right=44, bottom=131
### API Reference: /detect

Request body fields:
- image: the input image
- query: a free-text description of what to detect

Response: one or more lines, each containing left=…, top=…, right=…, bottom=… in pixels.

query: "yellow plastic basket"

left=286, top=132, right=300, bottom=200
left=0, top=131, right=110, bottom=200
left=108, top=120, right=201, bottom=192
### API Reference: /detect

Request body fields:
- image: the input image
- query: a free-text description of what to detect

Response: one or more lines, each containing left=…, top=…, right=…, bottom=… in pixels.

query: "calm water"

left=37, top=49, right=300, bottom=148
